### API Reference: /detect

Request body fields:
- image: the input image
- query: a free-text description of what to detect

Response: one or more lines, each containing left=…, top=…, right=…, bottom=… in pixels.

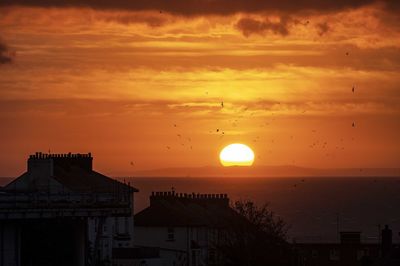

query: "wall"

left=135, top=226, right=214, bottom=266
left=0, top=223, right=20, bottom=266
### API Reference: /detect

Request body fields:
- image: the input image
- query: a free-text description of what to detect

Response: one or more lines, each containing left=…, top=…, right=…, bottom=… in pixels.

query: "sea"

left=1, top=176, right=399, bottom=243
left=128, top=176, right=400, bottom=243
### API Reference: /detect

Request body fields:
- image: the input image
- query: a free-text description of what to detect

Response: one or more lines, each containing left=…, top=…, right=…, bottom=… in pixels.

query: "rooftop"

left=0, top=152, right=138, bottom=219
left=3, top=152, right=138, bottom=194
left=135, top=191, right=243, bottom=227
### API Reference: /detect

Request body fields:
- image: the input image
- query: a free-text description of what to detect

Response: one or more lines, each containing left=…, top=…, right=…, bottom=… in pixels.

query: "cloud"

left=317, top=22, right=330, bottom=36
left=0, top=0, right=390, bottom=16
left=236, top=17, right=291, bottom=37
left=94, top=11, right=168, bottom=27
left=1, top=97, right=398, bottom=119
left=0, top=40, right=14, bottom=64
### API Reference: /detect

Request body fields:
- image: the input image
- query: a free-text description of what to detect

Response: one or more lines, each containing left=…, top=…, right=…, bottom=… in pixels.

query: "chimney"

left=381, top=225, right=392, bottom=256
left=27, top=152, right=93, bottom=175
left=28, top=153, right=54, bottom=176
left=149, top=191, right=230, bottom=207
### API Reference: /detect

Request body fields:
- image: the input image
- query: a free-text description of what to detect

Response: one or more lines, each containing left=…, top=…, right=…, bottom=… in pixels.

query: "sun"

left=219, top=143, right=255, bottom=167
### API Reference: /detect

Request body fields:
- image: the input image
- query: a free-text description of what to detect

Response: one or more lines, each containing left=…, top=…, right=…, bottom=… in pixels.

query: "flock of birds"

left=129, top=45, right=359, bottom=185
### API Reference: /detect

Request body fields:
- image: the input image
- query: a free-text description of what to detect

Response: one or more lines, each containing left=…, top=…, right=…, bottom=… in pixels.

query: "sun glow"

left=219, top=143, right=255, bottom=167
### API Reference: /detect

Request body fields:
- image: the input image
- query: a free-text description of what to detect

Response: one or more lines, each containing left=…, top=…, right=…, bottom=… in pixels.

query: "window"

left=191, top=250, right=197, bottom=266
left=329, top=249, right=340, bottom=261
left=114, top=217, right=118, bottom=233
left=167, top=227, right=175, bottom=241
left=357, top=249, right=365, bottom=261
left=209, top=249, right=216, bottom=264
left=364, top=248, right=370, bottom=256
left=125, top=217, right=129, bottom=234
left=311, top=249, right=318, bottom=259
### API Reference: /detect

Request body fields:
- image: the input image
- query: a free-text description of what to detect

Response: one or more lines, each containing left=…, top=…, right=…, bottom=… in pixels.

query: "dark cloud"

left=0, top=0, right=390, bottom=15
left=317, top=22, right=330, bottom=36
left=0, top=40, right=14, bottom=64
left=236, top=17, right=291, bottom=37
left=97, top=12, right=168, bottom=27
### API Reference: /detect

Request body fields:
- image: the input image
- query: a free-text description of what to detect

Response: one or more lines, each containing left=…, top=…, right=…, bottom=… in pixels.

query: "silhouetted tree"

left=215, top=200, right=294, bottom=266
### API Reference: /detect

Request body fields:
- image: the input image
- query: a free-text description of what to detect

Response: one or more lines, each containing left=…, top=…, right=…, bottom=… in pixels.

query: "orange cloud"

left=0, top=38, right=14, bottom=64
left=0, top=3, right=399, bottom=175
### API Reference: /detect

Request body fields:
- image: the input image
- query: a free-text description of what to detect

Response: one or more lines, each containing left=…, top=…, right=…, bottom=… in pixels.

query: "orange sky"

left=0, top=1, right=399, bottom=176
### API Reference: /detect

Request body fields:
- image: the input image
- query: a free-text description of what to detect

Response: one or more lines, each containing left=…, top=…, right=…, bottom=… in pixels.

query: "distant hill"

left=2, top=166, right=398, bottom=183
left=132, top=165, right=400, bottom=178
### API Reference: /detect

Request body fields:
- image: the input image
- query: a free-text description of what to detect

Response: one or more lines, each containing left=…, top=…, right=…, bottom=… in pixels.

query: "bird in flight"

left=221, top=101, right=224, bottom=108
left=352, top=85, right=355, bottom=93
left=352, top=122, right=355, bottom=127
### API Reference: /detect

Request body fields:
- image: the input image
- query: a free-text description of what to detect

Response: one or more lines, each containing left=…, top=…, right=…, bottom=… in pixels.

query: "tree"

left=214, top=200, right=294, bottom=266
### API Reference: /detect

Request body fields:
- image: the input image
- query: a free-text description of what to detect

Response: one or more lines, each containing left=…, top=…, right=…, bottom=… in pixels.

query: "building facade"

left=134, top=191, right=239, bottom=266
left=0, top=152, right=138, bottom=266
left=295, top=230, right=400, bottom=266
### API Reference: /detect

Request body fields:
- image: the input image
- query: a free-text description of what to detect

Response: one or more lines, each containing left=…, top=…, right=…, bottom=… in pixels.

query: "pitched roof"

left=52, top=164, right=138, bottom=193
left=135, top=193, right=244, bottom=227
left=2, top=153, right=138, bottom=194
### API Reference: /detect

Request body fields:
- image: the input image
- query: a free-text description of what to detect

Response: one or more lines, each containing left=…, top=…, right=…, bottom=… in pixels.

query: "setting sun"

left=219, top=143, right=255, bottom=167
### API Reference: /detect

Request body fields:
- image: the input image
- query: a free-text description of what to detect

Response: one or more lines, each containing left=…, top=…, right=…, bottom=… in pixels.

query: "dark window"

left=209, top=249, right=216, bottom=264
left=192, top=250, right=197, bottom=266
left=311, top=249, right=318, bottom=258
left=329, top=249, right=340, bottom=261
left=124, top=217, right=129, bottom=234
left=167, top=227, right=175, bottom=241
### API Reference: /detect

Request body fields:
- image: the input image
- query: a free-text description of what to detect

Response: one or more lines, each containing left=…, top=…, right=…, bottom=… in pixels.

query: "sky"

left=0, top=0, right=399, bottom=176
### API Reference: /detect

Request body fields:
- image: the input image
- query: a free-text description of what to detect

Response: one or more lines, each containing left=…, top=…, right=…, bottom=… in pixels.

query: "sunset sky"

left=0, top=0, right=399, bottom=176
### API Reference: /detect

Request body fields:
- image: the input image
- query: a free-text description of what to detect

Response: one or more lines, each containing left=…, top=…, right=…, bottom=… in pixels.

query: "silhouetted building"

left=295, top=229, right=400, bottom=266
left=0, top=152, right=138, bottom=266
left=134, top=191, right=240, bottom=266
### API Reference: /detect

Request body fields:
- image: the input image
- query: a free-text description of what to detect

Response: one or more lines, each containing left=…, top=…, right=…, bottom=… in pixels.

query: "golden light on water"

left=219, top=143, right=255, bottom=167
